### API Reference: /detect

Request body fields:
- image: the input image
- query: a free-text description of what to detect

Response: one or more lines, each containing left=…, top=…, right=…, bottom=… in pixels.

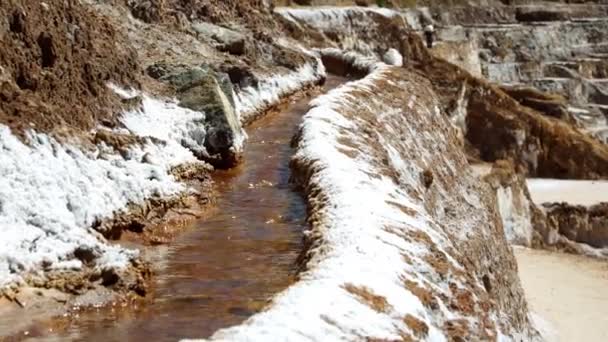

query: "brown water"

left=17, top=76, right=346, bottom=342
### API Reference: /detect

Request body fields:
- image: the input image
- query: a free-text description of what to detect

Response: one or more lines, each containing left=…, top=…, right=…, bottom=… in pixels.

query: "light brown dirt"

left=515, top=247, right=608, bottom=342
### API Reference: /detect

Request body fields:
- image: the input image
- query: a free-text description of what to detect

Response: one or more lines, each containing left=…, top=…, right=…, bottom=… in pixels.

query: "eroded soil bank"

left=8, top=76, right=347, bottom=341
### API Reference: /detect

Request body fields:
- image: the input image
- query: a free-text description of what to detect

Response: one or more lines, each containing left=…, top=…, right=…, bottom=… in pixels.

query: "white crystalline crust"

left=186, top=64, right=537, bottom=342
left=235, top=61, right=326, bottom=123
left=383, top=48, right=404, bottom=67
left=0, top=94, right=201, bottom=289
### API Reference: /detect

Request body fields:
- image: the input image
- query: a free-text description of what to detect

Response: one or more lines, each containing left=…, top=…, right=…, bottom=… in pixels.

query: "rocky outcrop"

left=144, top=63, right=246, bottom=167
left=500, top=85, right=572, bottom=122
left=482, top=161, right=538, bottom=246
left=410, top=2, right=608, bottom=145
left=472, top=161, right=608, bottom=256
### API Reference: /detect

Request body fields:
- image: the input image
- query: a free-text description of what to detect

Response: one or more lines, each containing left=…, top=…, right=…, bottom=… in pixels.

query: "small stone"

left=142, top=152, right=157, bottom=165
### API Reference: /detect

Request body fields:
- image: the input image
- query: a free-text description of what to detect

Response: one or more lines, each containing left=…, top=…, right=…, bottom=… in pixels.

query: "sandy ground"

left=515, top=247, right=608, bottom=342
left=526, top=179, right=608, bottom=205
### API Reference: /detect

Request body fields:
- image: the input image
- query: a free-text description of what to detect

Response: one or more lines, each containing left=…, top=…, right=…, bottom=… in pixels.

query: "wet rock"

left=191, top=22, right=246, bottom=55
left=219, top=63, right=259, bottom=89
left=170, top=66, right=244, bottom=168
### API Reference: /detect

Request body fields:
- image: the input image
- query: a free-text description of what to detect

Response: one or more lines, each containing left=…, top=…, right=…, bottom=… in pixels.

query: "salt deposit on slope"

left=383, top=48, right=404, bottom=66
left=235, top=61, right=326, bottom=123
left=186, top=65, right=536, bottom=341
left=496, top=186, right=534, bottom=246
left=275, top=6, right=399, bottom=31
left=0, top=94, right=208, bottom=290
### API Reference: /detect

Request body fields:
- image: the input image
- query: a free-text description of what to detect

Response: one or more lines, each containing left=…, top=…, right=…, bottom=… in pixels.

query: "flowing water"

left=21, top=76, right=348, bottom=341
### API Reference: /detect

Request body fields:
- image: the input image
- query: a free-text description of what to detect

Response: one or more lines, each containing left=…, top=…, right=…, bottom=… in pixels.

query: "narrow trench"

left=27, top=75, right=349, bottom=341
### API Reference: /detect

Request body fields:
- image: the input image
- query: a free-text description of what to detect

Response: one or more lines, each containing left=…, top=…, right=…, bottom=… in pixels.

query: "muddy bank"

left=0, top=0, right=139, bottom=137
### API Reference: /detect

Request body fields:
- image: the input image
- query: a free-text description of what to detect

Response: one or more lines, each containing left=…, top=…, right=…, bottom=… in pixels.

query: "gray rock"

left=191, top=22, right=246, bottom=55
left=162, top=66, right=211, bottom=90
left=175, top=67, right=244, bottom=168
left=478, top=50, right=492, bottom=62
left=145, top=63, right=245, bottom=167
left=220, top=64, right=259, bottom=89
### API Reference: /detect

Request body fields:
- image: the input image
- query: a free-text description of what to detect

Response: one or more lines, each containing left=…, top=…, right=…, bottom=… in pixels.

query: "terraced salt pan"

left=515, top=247, right=608, bottom=342
left=526, top=179, right=608, bottom=205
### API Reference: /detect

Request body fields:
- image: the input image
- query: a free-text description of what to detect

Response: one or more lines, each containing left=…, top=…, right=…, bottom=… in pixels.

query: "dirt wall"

left=0, top=0, right=140, bottom=137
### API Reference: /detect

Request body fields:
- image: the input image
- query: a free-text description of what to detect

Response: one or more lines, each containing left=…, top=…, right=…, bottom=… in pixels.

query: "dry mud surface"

left=515, top=247, right=608, bottom=342
left=527, top=179, right=608, bottom=205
